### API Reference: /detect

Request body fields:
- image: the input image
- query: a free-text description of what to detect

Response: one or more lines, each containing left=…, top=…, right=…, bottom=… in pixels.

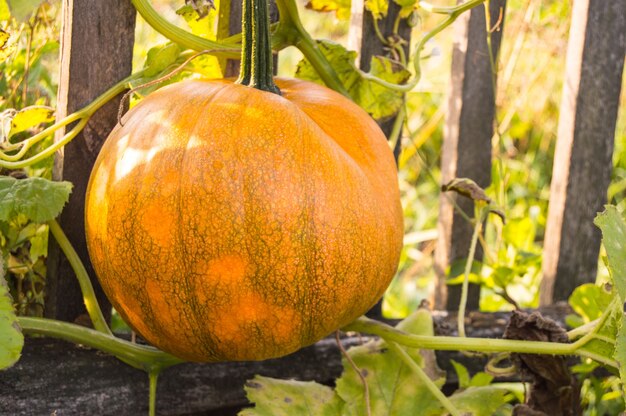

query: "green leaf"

left=568, top=283, right=613, bottom=323
left=177, top=4, right=217, bottom=39
left=296, top=40, right=410, bottom=121
left=0, top=176, right=73, bottom=223
left=336, top=309, right=446, bottom=416
left=451, top=360, right=470, bottom=388
left=615, top=314, right=626, bottom=398
left=0, top=260, right=23, bottom=370
left=239, top=375, right=344, bottom=416
left=594, top=206, right=626, bottom=301
left=365, top=0, right=388, bottom=19
left=305, top=0, right=351, bottom=20
left=6, top=0, right=44, bottom=22
left=8, top=106, right=54, bottom=138
left=143, top=43, right=182, bottom=78
left=449, top=386, right=510, bottom=416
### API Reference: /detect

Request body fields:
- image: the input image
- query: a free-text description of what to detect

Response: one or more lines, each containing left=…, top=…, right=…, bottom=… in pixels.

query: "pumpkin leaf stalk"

left=236, top=0, right=280, bottom=94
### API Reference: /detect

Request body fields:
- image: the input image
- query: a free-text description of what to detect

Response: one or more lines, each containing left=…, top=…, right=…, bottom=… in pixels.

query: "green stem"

left=387, top=342, right=461, bottom=416
left=130, top=0, right=240, bottom=56
left=458, top=207, right=487, bottom=337
left=236, top=0, right=280, bottom=94
left=344, top=317, right=578, bottom=355
left=18, top=317, right=184, bottom=372
left=273, top=0, right=349, bottom=96
left=48, top=220, right=111, bottom=335
left=149, top=370, right=159, bottom=416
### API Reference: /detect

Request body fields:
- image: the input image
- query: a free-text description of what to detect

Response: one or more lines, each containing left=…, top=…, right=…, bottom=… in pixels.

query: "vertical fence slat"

left=45, top=0, right=136, bottom=322
left=433, top=1, right=507, bottom=310
left=540, top=0, right=626, bottom=304
left=348, top=0, right=411, bottom=145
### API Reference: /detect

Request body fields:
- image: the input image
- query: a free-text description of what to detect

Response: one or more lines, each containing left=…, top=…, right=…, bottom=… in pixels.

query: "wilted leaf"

left=442, top=178, right=491, bottom=203
left=306, top=0, right=351, bottom=20
left=0, top=261, right=23, bottom=370
left=184, top=0, right=215, bottom=20
left=0, top=176, right=72, bottom=223
left=296, top=40, right=410, bottom=120
left=239, top=375, right=344, bottom=416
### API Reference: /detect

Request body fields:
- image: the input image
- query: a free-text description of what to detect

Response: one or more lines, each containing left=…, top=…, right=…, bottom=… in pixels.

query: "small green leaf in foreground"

left=239, top=375, right=344, bottom=416
left=0, top=261, right=24, bottom=370
left=594, top=206, right=626, bottom=301
left=0, top=176, right=72, bottom=223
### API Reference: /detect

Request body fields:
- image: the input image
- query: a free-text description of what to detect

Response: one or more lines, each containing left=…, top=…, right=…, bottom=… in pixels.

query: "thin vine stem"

left=457, top=207, right=487, bottom=338
left=387, top=342, right=461, bottom=416
left=48, top=220, right=111, bottom=335
left=335, top=332, right=371, bottom=416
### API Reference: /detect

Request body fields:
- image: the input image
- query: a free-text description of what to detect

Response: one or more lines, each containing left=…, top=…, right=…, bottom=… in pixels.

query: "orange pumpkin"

left=85, top=77, right=403, bottom=361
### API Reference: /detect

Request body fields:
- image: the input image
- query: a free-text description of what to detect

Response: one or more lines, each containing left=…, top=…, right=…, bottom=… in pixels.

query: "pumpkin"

left=84, top=0, right=403, bottom=362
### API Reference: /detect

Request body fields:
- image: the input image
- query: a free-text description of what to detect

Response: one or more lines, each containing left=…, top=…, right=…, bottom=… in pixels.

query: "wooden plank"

left=0, top=303, right=571, bottom=415
left=433, top=0, right=507, bottom=310
left=540, top=0, right=626, bottom=304
left=45, top=0, right=136, bottom=322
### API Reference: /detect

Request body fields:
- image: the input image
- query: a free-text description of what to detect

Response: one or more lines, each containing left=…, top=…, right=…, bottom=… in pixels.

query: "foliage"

left=0, top=259, right=23, bottom=369
left=241, top=309, right=514, bottom=416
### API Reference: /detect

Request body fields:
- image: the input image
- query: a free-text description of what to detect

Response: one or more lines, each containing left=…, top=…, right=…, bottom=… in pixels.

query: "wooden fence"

left=1, top=0, right=625, bottom=414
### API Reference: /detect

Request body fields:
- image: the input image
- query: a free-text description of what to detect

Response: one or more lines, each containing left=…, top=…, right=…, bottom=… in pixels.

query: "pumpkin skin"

left=85, top=77, right=403, bottom=362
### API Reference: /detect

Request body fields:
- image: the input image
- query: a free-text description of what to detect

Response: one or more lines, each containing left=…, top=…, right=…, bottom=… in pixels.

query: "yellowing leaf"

left=240, top=376, right=344, bottom=416
left=306, top=0, right=351, bottom=20
left=0, top=27, right=16, bottom=61
left=365, top=0, right=388, bottom=19
left=9, top=106, right=54, bottom=138
left=296, top=40, right=410, bottom=121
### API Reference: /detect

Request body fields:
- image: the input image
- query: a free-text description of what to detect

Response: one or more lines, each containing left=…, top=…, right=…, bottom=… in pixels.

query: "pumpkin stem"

left=236, top=0, right=281, bottom=94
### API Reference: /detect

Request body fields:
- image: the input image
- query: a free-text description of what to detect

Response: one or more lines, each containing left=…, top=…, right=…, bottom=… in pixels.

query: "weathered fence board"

left=45, top=0, right=136, bottom=322
left=540, top=0, right=626, bottom=304
left=434, top=0, right=507, bottom=310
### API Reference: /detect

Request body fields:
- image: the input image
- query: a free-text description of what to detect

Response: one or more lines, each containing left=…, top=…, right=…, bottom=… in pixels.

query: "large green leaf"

left=239, top=376, right=344, bottom=416
left=0, top=176, right=72, bottom=223
left=449, top=386, right=510, bottom=416
left=594, top=206, right=626, bottom=301
left=336, top=309, right=446, bottom=416
left=0, top=260, right=23, bottom=369
left=594, top=206, right=626, bottom=400
left=296, top=40, right=410, bottom=121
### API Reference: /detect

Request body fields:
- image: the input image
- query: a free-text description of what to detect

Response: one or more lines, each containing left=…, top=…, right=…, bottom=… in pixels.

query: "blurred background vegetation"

left=1, top=0, right=625, bottom=318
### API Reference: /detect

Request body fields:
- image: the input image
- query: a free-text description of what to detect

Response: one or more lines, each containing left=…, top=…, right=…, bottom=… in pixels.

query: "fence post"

left=540, top=0, right=626, bottom=304
left=45, top=0, right=136, bottom=322
left=348, top=0, right=411, bottom=154
left=433, top=1, right=507, bottom=310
